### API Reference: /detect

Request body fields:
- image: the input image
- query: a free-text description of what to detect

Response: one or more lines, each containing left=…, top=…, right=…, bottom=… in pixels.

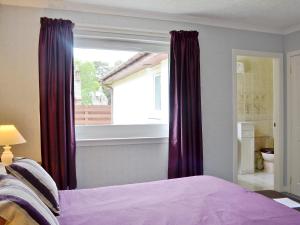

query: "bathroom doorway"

left=232, top=50, right=284, bottom=192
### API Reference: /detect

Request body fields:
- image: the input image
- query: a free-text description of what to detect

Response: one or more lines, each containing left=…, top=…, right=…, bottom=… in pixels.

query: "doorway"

left=287, top=51, right=300, bottom=196
left=232, top=50, right=284, bottom=192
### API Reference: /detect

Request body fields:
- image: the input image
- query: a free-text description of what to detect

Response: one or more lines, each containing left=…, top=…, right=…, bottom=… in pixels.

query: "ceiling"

left=2, top=0, right=300, bottom=33
left=65, top=0, right=300, bottom=31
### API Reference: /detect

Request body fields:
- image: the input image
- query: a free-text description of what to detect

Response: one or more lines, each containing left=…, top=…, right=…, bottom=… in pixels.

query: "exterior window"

left=74, top=48, right=169, bottom=125
left=154, top=74, right=161, bottom=111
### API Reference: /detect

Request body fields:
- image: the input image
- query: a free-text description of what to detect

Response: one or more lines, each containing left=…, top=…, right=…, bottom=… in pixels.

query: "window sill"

left=76, top=137, right=168, bottom=147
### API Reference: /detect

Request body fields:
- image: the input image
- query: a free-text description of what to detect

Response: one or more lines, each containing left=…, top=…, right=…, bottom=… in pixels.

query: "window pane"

left=155, top=75, right=161, bottom=110
left=74, top=48, right=169, bottom=125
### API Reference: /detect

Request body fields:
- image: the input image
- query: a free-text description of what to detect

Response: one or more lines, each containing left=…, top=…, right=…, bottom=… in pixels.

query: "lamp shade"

left=0, top=125, right=26, bottom=146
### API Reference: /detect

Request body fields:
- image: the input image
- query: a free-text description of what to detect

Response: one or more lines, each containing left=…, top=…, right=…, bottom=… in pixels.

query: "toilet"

left=260, top=148, right=274, bottom=173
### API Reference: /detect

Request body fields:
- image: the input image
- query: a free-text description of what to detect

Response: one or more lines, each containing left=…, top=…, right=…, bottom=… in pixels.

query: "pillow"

left=0, top=163, right=6, bottom=175
left=6, top=158, right=60, bottom=215
left=0, top=174, right=59, bottom=225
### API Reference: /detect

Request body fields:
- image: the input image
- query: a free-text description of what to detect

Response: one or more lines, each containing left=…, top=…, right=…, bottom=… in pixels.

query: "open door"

left=232, top=50, right=284, bottom=192
left=289, top=53, right=300, bottom=196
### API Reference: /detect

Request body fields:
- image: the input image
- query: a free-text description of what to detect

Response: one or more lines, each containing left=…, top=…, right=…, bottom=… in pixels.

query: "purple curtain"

left=168, top=31, right=203, bottom=179
left=39, top=17, right=77, bottom=190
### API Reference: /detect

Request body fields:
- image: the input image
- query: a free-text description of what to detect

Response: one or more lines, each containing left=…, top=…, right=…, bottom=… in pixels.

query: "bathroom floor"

left=238, top=171, right=274, bottom=191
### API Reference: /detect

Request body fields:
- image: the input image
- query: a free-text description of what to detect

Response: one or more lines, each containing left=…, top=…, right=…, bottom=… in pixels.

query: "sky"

left=74, top=48, right=137, bottom=67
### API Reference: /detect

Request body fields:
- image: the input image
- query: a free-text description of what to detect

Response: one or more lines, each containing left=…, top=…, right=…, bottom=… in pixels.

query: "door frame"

left=232, top=49, right=284, bottom=191
left=287, top=50, right=300, bottom=193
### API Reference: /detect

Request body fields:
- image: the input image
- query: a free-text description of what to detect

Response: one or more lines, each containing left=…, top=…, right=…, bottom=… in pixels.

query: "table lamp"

left=0, top=125, right=26, bottom=165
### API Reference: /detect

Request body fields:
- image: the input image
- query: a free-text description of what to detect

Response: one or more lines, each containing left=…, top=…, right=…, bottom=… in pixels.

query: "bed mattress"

left=58, top=176, right=300, bottom=225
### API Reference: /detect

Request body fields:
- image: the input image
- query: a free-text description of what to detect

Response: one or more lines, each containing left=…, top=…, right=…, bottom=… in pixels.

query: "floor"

left=256, top=190, right=300, bottom=212
left=238, top=171, right=274, bottom=191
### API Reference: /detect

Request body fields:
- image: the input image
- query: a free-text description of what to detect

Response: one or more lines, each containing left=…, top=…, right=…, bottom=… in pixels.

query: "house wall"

left=112, top=59, right=169, bottom=124
left=0, top=4, right=284, bottom=186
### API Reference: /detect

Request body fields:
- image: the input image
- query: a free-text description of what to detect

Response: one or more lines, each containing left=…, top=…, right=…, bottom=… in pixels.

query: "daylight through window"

left=74, top=48, right=169, bottom=125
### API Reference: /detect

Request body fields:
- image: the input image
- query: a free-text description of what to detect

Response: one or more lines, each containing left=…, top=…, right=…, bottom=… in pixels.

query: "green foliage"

left=93, top=61, right=115, bottom=105
left=93, top=61, right=112, bottom=78
left=102, top=86, right=112, bottom=105
left=75, top=59, right=123, bottom=105
left=75, top=60, right=100, bottom=105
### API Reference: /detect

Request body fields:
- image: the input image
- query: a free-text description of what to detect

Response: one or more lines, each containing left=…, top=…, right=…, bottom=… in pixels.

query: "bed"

left=58, top=176, right=300, bottom=225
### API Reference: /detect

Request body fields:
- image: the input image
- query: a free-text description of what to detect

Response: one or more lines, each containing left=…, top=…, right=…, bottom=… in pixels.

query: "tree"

left=75, top=60, right=100, bottom=105
left=93, top=61, right=118, bottom=105
left=93, top=61, right=112, bottom=78
left=102, top=86, right=112, bottom=105
left=74, top=59, right=126, bottom=106
left=113, top=60, right=123, bottom=68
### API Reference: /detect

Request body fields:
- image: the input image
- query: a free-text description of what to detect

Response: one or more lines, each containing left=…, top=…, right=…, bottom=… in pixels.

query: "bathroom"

left=236, top=55, right=275, bottom=191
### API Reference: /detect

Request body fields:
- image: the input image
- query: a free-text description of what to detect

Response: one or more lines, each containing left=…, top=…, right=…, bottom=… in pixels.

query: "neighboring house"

left=102, top=52, right=169, bottom=124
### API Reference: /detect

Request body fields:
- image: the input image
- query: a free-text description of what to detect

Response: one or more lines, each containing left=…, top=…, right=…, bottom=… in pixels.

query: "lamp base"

left=1, top=145, right=13, bottom=166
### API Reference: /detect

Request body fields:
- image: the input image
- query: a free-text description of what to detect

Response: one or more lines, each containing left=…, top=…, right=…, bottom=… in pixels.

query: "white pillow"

left=0, top=163, right=6, bottom=175
left=6, top=158, right=60, bottom=215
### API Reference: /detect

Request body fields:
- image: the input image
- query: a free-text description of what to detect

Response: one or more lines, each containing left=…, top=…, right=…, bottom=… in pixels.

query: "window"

left=74, top=48, right=169, bottom=125
left=154, top=74, right=161, bottom=111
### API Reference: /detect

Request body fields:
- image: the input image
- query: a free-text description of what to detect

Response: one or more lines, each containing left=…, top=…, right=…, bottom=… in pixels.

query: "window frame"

left=154, top=73, right=162, bottom=111
left=73, top=30, right=170, bottom=140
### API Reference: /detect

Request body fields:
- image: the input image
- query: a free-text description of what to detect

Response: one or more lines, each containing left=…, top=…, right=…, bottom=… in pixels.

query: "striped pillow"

left=6, top=158, right=60, bottom=215
left=0, top=175, right=59, bottom=225
left=0, top=163, right=6, bottom=175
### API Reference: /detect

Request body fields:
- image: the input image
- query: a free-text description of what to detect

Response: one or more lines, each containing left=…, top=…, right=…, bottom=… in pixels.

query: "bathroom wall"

left=237, top=56, right=274, bottom=151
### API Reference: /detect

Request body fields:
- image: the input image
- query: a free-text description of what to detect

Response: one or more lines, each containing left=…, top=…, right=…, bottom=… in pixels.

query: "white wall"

left=76, top=124, right=169, bottom=188
left=0, top=5, right=43, bottom=161
left=76, top=124, right=168, bottom=188
left=77, top=140, right=168, bottom=188
left=76, top=124, right=169, bottom=140
left=0, top=5, right=284, bottom=185
left=284, top=31, right=300, bottom=52
left=112, top=59, right=169, bottom=124
left=282, top=31, right=300, bottom=185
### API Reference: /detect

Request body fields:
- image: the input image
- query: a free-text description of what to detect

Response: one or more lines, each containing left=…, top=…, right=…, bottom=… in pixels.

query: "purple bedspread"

left=58, top=176, right=300, bottom=225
